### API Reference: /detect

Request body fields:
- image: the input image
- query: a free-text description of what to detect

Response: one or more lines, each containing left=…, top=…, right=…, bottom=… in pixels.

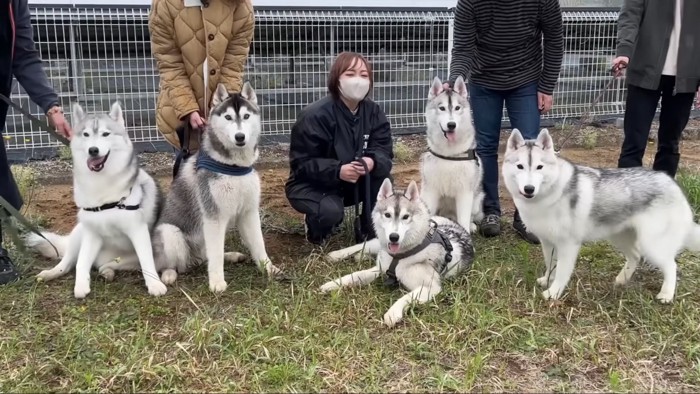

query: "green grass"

left=2, top=169, right=700, bottom=392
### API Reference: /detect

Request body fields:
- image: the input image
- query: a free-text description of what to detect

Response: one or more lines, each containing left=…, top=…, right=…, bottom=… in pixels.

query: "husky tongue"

left=388, top=243, right=400, bottom=254
left=87, top=155, right=108, bottom=172
left=445, top=131, right=457, bottom=143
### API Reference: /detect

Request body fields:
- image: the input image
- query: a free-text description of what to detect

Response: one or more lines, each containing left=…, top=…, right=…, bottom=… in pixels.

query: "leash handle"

left=0, top=93, right=70, bottom=147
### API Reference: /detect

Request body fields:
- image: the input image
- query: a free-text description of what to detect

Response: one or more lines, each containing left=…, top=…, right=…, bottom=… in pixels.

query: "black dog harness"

left=384, top=219, right=454, bottom=289
left=428, top=148, right=479, bottom=164
left=82, top=197, right=140, bottom=212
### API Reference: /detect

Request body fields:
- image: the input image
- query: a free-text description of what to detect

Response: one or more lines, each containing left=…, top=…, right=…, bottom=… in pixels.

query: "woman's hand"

left=189, top=112, right=206, bottom=129
left=339, top=163, right=361, bottom=183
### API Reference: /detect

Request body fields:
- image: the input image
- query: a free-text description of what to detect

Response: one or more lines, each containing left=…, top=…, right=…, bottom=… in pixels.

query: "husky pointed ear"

left=428, top=76, right=443, bottom=99
left=377, top=178, right=394, bottom=201
left=404, top=180, right=421, bottom=202
left=109, top=101, right=125, bottom=127
left=211, top=83, right=230, bottom=108
left=453, top=76, right=468, bottom=98
left=536, top=128, right=554, bottom=151
left=241, top=81, right=258, bottom=106
left=71, top=102, right=86, bottom=125
left=507, top=129, right=525, bottom=152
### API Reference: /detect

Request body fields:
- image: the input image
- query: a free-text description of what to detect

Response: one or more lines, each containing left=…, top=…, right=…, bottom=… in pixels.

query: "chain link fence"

left=4, top=6, right=623, bottom=156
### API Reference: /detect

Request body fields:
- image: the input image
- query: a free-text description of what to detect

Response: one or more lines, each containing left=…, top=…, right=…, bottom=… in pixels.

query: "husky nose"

left=524, top=185, right=535, bottom=195
left=446, top=121, right=456, bottom=131
left=88, top=147, right=100, bottom=157
left=389, top=233, right=400, bottom=243
left=234, top=133, right=245, bottom=142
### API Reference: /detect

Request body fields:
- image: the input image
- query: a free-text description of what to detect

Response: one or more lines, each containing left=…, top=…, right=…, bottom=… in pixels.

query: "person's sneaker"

left=479, top=214, right=501, bottom=237
left=0, top=248, right=20, bottom=285
left=512, top=212, right=540, bottom=245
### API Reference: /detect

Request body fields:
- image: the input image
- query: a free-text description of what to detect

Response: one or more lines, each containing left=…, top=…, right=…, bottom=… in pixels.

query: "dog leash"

left=0, top=93, right=67, bottom=258
left=554, top=66, right=622, bottom=155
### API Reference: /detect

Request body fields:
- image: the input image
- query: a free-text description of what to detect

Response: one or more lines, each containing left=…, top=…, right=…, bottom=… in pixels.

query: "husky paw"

left=99, top=268, right=115, bottom=282
left=542, top=286, right=563, bottom=301
left=615, top=270, right=632, bottom=286
left=209, top=279, right=228, bottom=293
left=36, top=269, right=58, bottom=282
left=536, top=275, right=552, bottom=288
left=470, top=223, right=477, bottom=234
left=161, top=269, right=178, bottom=285
left=74, top=282, right=91, bottom=299
left=319, top=280, right=340, bottom=293
left=326, top=251, right=346, bottom=263
left=147, top=280, right=168, bottom=297
left=656, top=291, right=674, bottom=304
left=224, top=252, right=247, bottom=263
left=383, top=308, right=404, bottom=328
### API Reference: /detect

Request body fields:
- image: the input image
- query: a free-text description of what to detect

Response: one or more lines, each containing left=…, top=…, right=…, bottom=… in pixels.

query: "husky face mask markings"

left=71, top=102, right=128, bottom=173
left=504, top=129, right=560, bottom=199
left=426, top=76, right=469, bottom=143
left=209, top=83, right=261, bottom=150
left=320, top=178, right=475, bottom=328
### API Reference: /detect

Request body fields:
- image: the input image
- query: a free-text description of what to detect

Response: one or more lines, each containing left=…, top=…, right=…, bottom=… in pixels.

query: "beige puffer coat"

left=149, top=0, right=254, bottom=150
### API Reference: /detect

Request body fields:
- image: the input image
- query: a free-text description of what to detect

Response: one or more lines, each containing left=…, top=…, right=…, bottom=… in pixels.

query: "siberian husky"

left=144, top=82, right=283, bottom=293
left=27, top=102, right=168, bottom=299
left=420, top=76, right=484, bottom=233
left=320, top=179, right=475, bottom=327
left=502, top=128, right=700, bottom=303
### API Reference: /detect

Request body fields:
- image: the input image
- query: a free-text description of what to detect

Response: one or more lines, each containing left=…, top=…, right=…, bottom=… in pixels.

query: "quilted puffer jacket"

left=149, top=0, right=254, bottom=150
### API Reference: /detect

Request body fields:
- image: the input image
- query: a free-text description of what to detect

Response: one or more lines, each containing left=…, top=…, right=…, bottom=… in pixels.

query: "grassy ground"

left=2, top=159, right=700, bottom=392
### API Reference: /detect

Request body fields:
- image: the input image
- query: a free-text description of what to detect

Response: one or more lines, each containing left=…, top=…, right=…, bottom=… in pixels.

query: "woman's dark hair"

left=327, top=52, right=374, bottom=100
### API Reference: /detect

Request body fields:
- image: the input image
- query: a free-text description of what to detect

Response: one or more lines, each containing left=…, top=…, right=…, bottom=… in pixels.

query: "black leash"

left=0, top=93, right=68, bottom=258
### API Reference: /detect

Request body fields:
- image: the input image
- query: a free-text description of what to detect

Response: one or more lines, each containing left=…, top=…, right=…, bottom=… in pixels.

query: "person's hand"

left=612, top=56, right=629, bottom=77
left=538, top=92, right=553, bottom=114
left=47, top=107, right=72, bottom=139
left=352, top=157, right=374, bottom=175
left=188, top=111, right=206, bottom=129
left=696, top=87, right=700, bottom=110
left=442, top=82, right=450, bottom=91
left=339, top=163, right=361, bottom=183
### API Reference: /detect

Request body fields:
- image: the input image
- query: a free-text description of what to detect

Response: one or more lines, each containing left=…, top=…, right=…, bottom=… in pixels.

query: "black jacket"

left=285, top=95, right=393, bottom=197
left=616, top=0, right=700, bottom=93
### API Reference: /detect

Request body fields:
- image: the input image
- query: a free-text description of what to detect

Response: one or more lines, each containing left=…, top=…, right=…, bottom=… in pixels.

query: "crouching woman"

left=285, top=52, right=394, bottom=246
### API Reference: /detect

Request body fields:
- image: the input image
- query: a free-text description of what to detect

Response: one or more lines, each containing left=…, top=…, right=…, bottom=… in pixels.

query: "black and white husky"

left=320, top=179, right=475, bottom=327
left=27, top=102, right=167, bottom=298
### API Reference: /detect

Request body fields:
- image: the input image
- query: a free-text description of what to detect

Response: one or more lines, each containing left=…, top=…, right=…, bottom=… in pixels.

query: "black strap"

left=428, top=148, right=479, bottom=163
left=384, top=219, right=454, bottom=288
left=0, top=93, right=70, bottom=146
left=173, top=121, right=194, bottom=178
left=82, top=200, right=140, bottom=212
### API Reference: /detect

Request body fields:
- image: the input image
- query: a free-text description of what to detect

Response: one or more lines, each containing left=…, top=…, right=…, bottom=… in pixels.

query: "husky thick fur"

left=320, top=179, right=475, bottom=327
left=147, top=82, right=282, bottom=293
left=420, top=76, right=484, bottom=232
left=27, top=102, right=167, bottom=299
left=502, top=129, right=700, bottom=303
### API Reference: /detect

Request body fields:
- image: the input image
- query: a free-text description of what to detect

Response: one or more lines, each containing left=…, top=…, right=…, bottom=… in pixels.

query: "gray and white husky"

left=27, top=102, right=167, bottom=298
left=502, top=128, right=700, bottom=303
left=147, top=82, right=283, bottom=293
left=420, top=76, right=484, bottom=233
left=320, top=178, right=475, bottom=327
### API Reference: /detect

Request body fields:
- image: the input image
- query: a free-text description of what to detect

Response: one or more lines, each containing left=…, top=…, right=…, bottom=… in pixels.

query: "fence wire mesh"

left=5, top=7, right=623, bottom=154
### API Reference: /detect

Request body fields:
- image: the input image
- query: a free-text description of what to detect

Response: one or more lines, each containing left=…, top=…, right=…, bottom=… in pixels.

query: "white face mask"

left=339, top=77, right=370, bottom=102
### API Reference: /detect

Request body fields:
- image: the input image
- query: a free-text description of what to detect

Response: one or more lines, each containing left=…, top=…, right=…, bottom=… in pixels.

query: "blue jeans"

left=469, top=81, right=541, bottom=217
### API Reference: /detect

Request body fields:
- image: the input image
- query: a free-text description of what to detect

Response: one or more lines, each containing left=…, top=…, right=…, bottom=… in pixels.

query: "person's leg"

left=652, top=76, right=696, bottom=178
left=617, top=83, right=662, bottom=169
left=286, top=184, right=344, bottom=246
left=0, top=217, right=20, bottom=285
left=503, top=81, right=541, bottom=244
left=0, top=119, right=21, bottom=285
left=469, top=82, right=505, bottom=237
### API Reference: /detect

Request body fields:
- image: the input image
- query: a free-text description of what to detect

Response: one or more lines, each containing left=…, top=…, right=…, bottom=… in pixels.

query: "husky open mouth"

left=441, top=127, right=458, bottom=143
left=388, top=242, right=400, bottom=254
left=87, top=151, right=110, bottom=172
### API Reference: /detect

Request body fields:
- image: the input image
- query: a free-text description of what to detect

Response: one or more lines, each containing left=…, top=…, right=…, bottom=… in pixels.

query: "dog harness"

left=82, top=196, right=140, bottom=212
left=384, top=219, right=454, bottom=289
left=428, top=148, right=479, bottom=164
left=195, top=151, right=253, bottom=176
